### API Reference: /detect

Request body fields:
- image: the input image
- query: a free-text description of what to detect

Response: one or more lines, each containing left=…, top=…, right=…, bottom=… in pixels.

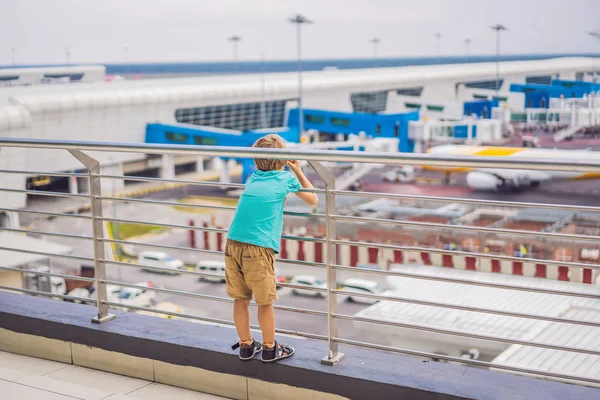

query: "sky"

left=1, top=0, right=599, bottom=65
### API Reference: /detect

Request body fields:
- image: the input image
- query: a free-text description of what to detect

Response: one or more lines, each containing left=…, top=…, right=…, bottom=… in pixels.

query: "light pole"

left=434, top=33, right=442, bottom=64
left=260, top=51, right=267, bottom=128
left=64, top=47, right=71, bottom=65
left=589, top=30, right=600, bottom=82
left=10, top=48, right=16, bottom=66
left=464, top=38, right=471, bottom=63
left=289, top=14, right=312, bottom=135
left=491, top=24, right=507, bottom=98
left=369, top=38, right=380, bottom=68
left=64, top=47, right=72, bottom=76
left=228, top=35, right=242, bottom=74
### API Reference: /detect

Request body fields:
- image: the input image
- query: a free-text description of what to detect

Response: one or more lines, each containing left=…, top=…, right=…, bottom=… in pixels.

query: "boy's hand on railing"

left=287, top=160, right=302, bottom=175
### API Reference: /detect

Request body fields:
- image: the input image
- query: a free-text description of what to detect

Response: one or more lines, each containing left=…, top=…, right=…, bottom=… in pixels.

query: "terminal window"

left=194, top=136, right=218, bottom=146
left=165, top=132, right=189, bottom=143
left=350, top=90, right=388, bottom=114
left=305, top=114, right=325, bottom=124
left=330, top=117, right=351, bottom=127
left=526, top=75, right=552, bottom=85
left=464, top=79, right=504, bottom=91
left=396, top=87, right=424, bottom=97
left=175, top=100, right=293, bottom=131
left=43, top=73, right=85, bottom=81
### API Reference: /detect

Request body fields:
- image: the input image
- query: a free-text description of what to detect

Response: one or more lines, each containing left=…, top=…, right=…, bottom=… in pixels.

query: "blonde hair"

left=253, top=134, right=287, bottom=171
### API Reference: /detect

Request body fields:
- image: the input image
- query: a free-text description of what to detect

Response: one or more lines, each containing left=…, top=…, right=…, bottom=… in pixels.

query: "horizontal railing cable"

left=0, top=246, right=94, bottom=262
left=333, top=214, right=600, bottom=243
left=0, top=266, right=96, bottom=283
left=333, top=189, right=600, bottom=214
left=96, top=195, right=324, bottom=218
left=95, top=173, right=325, bottom=194
left=0, top=169, right=88, bottom=178
left=0, top=207, right=92, bottom=219
left=97, top=216, right=325, bottom=243
left=332, top=264, right=600, bottom=300
left=95, top=174, right=245, bottom=190
left=329, top=288, right=600, bottom=327
left=97, top=195, right=236, bottom=211
left=0, top=226, right=94, bottom=241
left=101, top=280, right=326, bottom=316
left=333, top=338, right=600, bottom=386
left=0, top=286, right=97, bottom=304
left=100, top=301, right=328, bottom=341
left=3, top=138, right=600, bottom=172
left=332, top=311, right=600, bottom=355
left=333, top=239, right=600, bottom=271
left=0, top=187, right=89, bottom=198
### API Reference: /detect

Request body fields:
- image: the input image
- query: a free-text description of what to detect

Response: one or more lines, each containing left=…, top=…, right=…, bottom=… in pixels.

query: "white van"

left=196, top=260, right=226, bottom=283
left=342, top=278, right=387, bottom=305
left=290, top=275, right=327, bottom=297
left=137, top=251, right=184, bottom=275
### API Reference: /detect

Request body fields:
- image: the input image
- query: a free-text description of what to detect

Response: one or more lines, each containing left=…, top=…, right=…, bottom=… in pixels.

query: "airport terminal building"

left=1, top=57, right=596, bottom=215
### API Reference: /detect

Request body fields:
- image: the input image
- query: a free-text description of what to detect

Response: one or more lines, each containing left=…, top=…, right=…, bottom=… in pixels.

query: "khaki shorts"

left=224, top=239, right=277, bottom=306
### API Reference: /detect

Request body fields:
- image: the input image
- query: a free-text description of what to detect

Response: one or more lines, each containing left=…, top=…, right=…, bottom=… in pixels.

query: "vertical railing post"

left=69, top=150, right=115, bottom=324
left=308, top=161, right=345, bottom=365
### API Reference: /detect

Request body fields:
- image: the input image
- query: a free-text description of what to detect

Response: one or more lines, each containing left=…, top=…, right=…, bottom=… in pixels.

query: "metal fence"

left=1, top=138, right=600, bottom=387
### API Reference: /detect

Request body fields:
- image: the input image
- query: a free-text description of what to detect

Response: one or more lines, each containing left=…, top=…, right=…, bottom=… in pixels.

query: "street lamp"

left=288, top=14, right=313, bottom=135
left=64, top=47, right=72, bottom=76
left=491, top=24, right=507, bottom=98
left=434, top=33, right=442, bottom=64
left=588, top=30, right=600, bottom=82
left=228, top=35, right=242, bottom=74
left=464, top=39, right=471, bottom=63
left=369, top=38, right=380, bottom=68
left=64, top=47, right=71, bottom=65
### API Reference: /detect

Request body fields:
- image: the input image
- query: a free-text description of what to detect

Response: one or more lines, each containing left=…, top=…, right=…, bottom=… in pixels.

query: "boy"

left=226, top=134, right=318, bottom=362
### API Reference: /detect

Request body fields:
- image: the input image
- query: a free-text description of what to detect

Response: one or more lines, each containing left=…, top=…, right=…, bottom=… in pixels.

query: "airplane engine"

left=466, top=172, right=503, bottom=191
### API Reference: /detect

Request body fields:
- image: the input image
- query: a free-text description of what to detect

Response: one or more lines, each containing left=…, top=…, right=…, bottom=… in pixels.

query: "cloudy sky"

left=1, top=0, right=599, bottom=65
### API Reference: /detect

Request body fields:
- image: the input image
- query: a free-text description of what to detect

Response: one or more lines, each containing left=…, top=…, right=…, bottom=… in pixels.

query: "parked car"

left=196, top=260, right=226, bottom=283
left=137, top=251, right=184, bottom=275
left=25, top=264, right=95, bottom=302
left=290, top=275, right=327, bottom=297
left=342, top=278, right=387, bottom=304
left=113, top=282, right=157, bottom=310
left=105, top=285, right=122, bottom=302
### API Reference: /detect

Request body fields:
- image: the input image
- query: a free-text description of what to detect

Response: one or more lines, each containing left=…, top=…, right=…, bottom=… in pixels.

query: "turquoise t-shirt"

left=228, top=170, right=301, bottom=253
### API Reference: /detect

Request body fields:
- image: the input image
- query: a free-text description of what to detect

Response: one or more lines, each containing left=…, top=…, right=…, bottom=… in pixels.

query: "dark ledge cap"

left=0, top=291, right=598, bottom=400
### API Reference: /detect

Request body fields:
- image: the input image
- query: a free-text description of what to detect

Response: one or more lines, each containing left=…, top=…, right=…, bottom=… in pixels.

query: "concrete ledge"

left=1, top=291, right=599, bottom=400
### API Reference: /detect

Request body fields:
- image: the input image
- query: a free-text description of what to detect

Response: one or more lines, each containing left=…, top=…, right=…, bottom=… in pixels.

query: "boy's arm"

left=287, top=161, right=319, bottom=207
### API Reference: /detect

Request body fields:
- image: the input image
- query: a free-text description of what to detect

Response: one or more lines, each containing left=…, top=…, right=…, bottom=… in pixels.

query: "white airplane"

left=423, top=144, right=600, bottom=192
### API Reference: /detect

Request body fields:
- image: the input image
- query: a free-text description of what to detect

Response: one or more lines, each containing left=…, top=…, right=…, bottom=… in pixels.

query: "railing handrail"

left=2, top=138, right=600, bottom=387
left=2, top=137, right=600, bottom=172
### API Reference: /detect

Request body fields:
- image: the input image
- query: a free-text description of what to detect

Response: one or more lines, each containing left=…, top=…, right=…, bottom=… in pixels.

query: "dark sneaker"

left=232, top=340, right=262, bottom=361
left=261, top=341, right=295, bottom=363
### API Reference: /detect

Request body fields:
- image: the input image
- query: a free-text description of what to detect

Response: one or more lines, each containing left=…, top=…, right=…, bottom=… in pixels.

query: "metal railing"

left=1, top=138, right=600, bottom=387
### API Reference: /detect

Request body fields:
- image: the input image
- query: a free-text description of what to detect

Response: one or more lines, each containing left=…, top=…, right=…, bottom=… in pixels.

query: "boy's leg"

left=257, top=304, right=275, bottom=346
left=241, top=246, right=278, bottom=347
left=234, top=299, right=252, bottom=343
left=225, top=241, right=253, bottom=344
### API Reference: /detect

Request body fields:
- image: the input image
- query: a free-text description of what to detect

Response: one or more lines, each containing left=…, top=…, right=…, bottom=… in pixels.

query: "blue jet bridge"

left=510, top=80, right=600, bottom=108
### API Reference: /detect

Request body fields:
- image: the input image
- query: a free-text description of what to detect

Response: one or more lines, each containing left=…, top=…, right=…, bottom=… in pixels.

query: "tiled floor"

left=0, top=351, right=228, bottom=400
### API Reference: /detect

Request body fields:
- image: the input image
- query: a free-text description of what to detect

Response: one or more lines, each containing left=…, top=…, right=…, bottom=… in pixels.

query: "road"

left=29, top=198, right=388, bottom=345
